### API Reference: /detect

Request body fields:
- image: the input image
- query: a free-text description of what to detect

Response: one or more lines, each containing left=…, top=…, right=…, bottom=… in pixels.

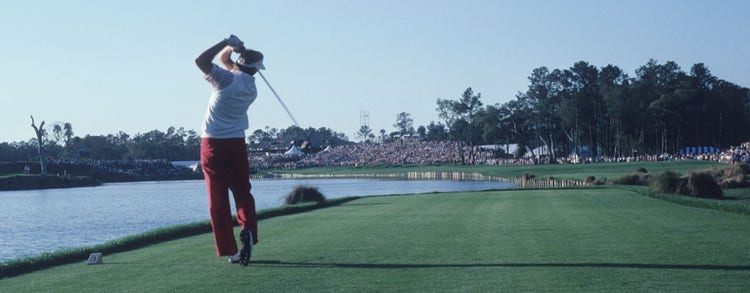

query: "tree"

left=498, top=98, right=534, bottom=158
left=29, top=115, right=47, bottom=175
left=356, top=125, right=373, bottom=142
left=637, top=60, right=684, bottom=153
left=436, top=88, right=484, bottom=163
left=246, top=126, right=350, bottom=151
left=681, top=63, right=718, bottom=147
left=416, top=125, right=427, bottom=138
left=52, top=123, right=63, bottom=145
left=462, top=88, right=483, bottom=120
left=554, top=61, right=602, bottom=158
left=62, top=122, right=74, bottom=147
left=475, top=105, right=502, bottom=147
left=424, top=122, right=448, bottom=141
left=379, top=129, right=388, bottom=143
left=248, top=129, right=272, bottom=149
left=393, top=112, right=414, bottom=136
left=598, top=64, right=631, bottom=157
left=522, top=67, right=565, bottom=161
left=714, top=80, right=750, bottom=146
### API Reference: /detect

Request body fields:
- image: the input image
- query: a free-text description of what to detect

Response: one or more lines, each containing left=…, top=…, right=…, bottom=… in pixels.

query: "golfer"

left=195, top=35, right=264, bottom=266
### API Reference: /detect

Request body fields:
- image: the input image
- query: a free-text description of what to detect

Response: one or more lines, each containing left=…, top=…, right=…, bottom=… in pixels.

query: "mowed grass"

left=3, top=187, right=750, bottom=292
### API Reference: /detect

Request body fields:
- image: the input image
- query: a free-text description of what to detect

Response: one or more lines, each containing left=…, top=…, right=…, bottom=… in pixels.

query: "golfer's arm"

left=219, top=46, right=235, bottom=70
left=195, top=40, right=228, bottom=74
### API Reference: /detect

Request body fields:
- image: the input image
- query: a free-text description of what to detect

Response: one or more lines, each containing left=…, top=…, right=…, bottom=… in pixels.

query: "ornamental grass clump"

left=676, top=172, right=724, bottom=199
left=584, top=176, right=607, bottom=185
left=705, top=163, right=750, bottom=188
left=284, top=185, right=326, bottom=205
left=649, top=171, right=682, bottom=194
left=649, top=171, right=723, bottom=199
left=611, top=168, right=650, bottom=186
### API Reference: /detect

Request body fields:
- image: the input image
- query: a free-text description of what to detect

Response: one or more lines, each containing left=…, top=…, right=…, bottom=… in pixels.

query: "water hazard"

left=0, top=178, right=512, bottom=262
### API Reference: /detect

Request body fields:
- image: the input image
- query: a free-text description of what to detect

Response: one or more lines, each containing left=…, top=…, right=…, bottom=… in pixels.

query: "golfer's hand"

left=225, top=35, right=244, bottom=49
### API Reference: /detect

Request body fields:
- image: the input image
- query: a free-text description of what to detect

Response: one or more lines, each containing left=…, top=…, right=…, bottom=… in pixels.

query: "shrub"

left=706, top=163, right=750, bottom=188
left=584, top=176, right=606, bottom=185
left=284, top=185, right=326, bottom=205
left=649, top=171, right=682, bottom=194
left=520, top=173, right=536, bottom=180
left=676, top=172, right=723, bottom=199
left=650, top=171, right=723, bottom=199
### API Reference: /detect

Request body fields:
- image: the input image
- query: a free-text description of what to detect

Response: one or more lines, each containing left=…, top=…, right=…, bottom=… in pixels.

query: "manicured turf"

left=3, top=187, right=749, bottom=292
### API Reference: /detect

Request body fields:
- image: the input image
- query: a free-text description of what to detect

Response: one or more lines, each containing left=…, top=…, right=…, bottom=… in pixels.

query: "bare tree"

left=30, top=115, right=47, bottom=175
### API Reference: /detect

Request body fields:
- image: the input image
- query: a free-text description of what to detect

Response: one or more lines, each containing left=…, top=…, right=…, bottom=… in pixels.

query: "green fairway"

left=3, top=187, right=749, bottom=292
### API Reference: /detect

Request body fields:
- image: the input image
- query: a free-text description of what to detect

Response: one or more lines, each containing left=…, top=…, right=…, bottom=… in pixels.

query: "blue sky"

left=1, top=0, right=748, bottom=142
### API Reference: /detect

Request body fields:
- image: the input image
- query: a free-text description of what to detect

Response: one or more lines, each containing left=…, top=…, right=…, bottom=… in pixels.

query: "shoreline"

left=0, top=174, right=203, bottom=191
left=0, top=175, right=101, bottom=191
left=0, top=160, right=204, bottom=191
left=0, top=173, right=205, bottom=191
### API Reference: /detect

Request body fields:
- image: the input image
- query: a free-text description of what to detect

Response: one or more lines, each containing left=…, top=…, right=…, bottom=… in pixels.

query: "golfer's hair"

left=238, top=49, right=263, bottom=66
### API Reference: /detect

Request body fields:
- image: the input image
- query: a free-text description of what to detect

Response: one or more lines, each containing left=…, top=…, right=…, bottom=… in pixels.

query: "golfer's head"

left=236, top=49, right=265, bottom=74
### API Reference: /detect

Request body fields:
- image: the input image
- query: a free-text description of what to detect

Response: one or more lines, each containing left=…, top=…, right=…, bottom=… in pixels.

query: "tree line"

left=354, top=59, right=749, bottom=163
left=422, top=59, right=749, bottom=162
left=0, top=124, right=350, bottom=162
left=3, top=59, right=748, bottom=164
left=0, top=126, right=203, bottom=162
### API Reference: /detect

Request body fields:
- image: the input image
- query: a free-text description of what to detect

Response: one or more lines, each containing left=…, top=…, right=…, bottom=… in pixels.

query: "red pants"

left=201, top=138, right=258, bottom=256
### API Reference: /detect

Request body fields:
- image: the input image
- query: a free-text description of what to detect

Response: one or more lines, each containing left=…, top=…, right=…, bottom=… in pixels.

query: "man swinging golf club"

left=195, top=34, right=264, bottom=266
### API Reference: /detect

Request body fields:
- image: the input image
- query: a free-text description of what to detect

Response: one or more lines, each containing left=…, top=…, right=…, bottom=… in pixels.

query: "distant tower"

left=360, top=110, right=370, bottom=129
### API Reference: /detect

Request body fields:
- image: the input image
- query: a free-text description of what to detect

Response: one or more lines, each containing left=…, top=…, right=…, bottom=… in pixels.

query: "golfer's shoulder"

left=206, top=64, right=235, bottom=91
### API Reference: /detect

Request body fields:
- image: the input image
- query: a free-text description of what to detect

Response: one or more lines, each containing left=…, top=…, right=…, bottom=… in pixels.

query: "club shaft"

left=257, top=71, right=300, bottom=128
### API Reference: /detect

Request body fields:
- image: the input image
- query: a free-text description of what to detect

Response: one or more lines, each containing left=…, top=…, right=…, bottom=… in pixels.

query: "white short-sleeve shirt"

left=201, top=65, right=258, bottom=138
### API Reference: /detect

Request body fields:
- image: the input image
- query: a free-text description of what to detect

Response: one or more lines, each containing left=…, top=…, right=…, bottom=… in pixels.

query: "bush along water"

left=284, top=185, right=326, bottom=205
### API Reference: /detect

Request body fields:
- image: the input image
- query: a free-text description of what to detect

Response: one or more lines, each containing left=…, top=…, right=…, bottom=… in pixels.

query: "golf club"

left=257, top=71, right=300, bottom=128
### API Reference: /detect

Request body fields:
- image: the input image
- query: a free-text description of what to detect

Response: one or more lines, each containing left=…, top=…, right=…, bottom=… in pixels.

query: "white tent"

left=525, top=145, right=551, bottom=158
left=284, top=146, right=304, bottom=156
left=479, top=144, right=533, bottom=157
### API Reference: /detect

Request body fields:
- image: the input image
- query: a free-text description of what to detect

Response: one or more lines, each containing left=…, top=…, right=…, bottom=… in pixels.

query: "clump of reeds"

left=584, top=176, right=607, bottom=185
left=611, top=168, right=650, bottom=186
left=704, top=163, right=750, bottom=188
left=649, top=171, right=723, bottom=199
left=284, top=185, right=326, bottom=205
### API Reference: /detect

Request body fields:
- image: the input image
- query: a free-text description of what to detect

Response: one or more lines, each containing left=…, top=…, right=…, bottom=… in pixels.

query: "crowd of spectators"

left=718, top=142, right=750, bottom=163
left=36, top=140, right=750, bottom=176
left=573, top=142, right=750, bottom=164
left=253, top=140, right=750, bottom=170
left=253, top=140, right=496, bottom=169
left=253, top=140, right=564, bottom=169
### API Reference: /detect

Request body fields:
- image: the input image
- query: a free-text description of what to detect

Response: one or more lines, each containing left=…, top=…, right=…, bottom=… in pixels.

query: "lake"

left=0, top=178, right=512, bottom=262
